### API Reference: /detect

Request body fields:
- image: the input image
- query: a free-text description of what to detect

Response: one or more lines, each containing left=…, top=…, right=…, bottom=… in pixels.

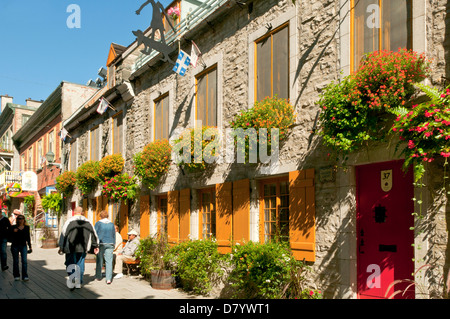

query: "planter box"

left=41, top=238, right=58, bottom=249
left=151, top=270, right=175, bottom=290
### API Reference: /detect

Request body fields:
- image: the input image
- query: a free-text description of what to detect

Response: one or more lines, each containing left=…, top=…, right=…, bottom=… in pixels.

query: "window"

left=352, top=0, right=412, bottom=72
left=154, top=93, right=170, bottom=141
left=260, top=178, right=289, bottom=243
left=28, top=147, right=33, bottom=171
left=37, top=139, right=43, bottom=167
left=157, top=196, right=168, bottom=237
left=163, top=0, right=181, bottom=34
left=22, top=115, right=31, bottom=126
left=255, top=23, right=289, bottom=101
left=196, top=66, right=217, bottom=127
left=199, top=188, right=216, bottom=240
left=112, top=112, right=123, bottom=154
left=70, top=140, right=77, bottom=172
left=21, top=154, right=26, bottom=171
left=90, top=126, right=100, bottom=161
left=48, top=130, right=55, bottom=155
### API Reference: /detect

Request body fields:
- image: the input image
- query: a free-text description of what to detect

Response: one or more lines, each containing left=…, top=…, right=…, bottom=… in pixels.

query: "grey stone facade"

left=62, top=0, right=449, bottom=299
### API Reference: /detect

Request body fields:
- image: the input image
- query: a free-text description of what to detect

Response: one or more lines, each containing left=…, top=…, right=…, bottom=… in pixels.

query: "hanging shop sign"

left=22, top=171, right=38, bottom=192
left=6, top=183, right=22, bottom=197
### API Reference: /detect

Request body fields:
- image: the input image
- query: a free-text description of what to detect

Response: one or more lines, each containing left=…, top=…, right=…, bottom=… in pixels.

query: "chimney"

left=25, top=98, right=43, bottom=108
left=0, top=95, right=13, bottom=112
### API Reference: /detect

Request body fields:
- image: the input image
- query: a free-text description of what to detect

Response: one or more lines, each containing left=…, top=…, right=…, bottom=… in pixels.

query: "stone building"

left=61, top=0, right=449, bottom=299
left=13, top=82, right=98, bottom=215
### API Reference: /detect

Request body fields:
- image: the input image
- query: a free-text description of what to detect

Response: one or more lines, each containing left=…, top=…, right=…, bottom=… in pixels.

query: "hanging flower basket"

left=56, top=171, right=77, bottom=196
left=102, top=173, right=139, bottom=204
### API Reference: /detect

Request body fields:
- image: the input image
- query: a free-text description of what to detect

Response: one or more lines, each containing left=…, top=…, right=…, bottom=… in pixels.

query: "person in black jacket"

left=10, top=212, right=32, bottom=281
left=58, top=206, right=99, bottom=289
left=0, top=208, right=11, bottom=271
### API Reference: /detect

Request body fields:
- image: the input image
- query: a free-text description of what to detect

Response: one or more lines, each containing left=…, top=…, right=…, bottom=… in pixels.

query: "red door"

left=356, top=160, right=415, bottom=299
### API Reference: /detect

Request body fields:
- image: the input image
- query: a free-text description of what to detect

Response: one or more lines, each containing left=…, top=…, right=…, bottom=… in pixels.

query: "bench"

left=123, top=259, right=140, bottom=276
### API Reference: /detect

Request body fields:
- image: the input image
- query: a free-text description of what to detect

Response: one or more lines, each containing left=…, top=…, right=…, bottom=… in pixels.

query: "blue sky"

left=0, top=0, right=173, bottom=105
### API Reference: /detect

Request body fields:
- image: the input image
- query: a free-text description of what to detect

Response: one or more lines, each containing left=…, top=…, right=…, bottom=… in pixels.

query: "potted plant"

left=56, top=171, right=77, bottom=197
left=39, top=223, right=58, bottom=248
left=135, top=234, right=175, bottom=289
left=101, top=173, right=139, bottom=205
left=133, top=139, right=172, bottom=190
left=76, top=160, right=100, bottom=195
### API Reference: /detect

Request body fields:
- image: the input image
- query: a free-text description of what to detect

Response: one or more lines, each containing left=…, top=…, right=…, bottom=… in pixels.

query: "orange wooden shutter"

left=216, top=182, right=232, bottom=253
left=179, top=189, right=190, bottom=242
left=119, top=202, right=129, bottom=240
left=289, top=169, right=315, bottom=262
left=232, top=179, right=250, bottom=245
left=140, top=195, right=150, bottom=239
left=94, top=196, right=101, bottom=224
left=167, top=190, right=180, bottom=245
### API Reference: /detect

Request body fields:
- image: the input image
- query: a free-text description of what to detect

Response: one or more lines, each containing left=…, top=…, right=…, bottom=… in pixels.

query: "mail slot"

left=379, top=244, right=397, bottom=252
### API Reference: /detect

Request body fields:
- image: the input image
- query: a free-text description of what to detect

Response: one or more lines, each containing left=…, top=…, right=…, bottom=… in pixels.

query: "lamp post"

left=45, top=151, right=61, bottom=169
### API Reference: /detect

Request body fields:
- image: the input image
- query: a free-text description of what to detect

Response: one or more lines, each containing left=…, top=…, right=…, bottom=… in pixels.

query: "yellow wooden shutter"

left=82, top=198, right=88, bottom=217
left=140, top=195, right=150, bottom=239
left=289, top=169, right=315, bottom=262
left=179, top=189, right=190, bottom=242
left=216, top=182, right=232, bottom=253
left=232, top=179, right=250, bottom=245
left=167, top=190, right=180, bottom=245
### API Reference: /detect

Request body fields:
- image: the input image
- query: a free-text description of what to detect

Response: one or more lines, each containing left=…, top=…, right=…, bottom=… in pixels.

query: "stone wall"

left=63, top=0, right=449, bottom=298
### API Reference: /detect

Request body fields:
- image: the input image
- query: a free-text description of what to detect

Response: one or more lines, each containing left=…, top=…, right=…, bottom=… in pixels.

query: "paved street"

left=0, top=241, right=213, bottom=300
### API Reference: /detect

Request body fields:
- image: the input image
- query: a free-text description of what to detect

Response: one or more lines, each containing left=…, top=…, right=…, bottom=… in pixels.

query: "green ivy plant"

left=41, top=192, right=62, bottom=215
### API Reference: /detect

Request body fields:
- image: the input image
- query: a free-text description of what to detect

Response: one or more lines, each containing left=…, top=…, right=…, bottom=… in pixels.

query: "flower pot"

left=41, top=238, right=58, bottom=249
left=151, top=269, right=175, bottom=290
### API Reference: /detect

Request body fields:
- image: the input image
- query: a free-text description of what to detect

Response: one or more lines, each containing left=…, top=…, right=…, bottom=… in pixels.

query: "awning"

left=13, top=191, right=33, bottom=199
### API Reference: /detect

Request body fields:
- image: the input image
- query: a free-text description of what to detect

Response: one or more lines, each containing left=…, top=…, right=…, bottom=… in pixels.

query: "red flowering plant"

left=102, top=173, right=139, bottom=204
left=319, top=49, right=431, bottom=157
left=391, top=83, right=450, bottom=182
left=230, top=96, right=296, bottom=164
left=55, top=171, right=77, bottom=196
left=133, top=139, right=172, bottom=190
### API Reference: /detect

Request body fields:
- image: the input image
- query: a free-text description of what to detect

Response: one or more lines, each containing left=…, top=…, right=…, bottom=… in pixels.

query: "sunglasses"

left=17, top=217, right=25, bottom=220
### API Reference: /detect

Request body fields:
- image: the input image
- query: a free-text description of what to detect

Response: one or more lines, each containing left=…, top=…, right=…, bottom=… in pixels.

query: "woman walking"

left=10, top=212, right=32, bottom=281
left=94, top=210, right=115, bottom=284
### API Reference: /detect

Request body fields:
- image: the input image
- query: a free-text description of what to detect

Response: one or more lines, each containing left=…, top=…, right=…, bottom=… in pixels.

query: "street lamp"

left=45, top=151, right=61, bottom=168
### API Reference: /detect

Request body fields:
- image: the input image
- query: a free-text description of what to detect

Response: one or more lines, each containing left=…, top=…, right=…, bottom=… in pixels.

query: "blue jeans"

left=65, top=252, right=86, bottom=284
left=96, top=244, right=114, bottom=281
left=0, top=238, right=7, bottom=269
left=11, top=244, right=28, bottom=279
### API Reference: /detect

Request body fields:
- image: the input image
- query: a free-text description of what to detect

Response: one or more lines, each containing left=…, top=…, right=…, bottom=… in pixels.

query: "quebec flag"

left=173, top=50, right=191, bottom=76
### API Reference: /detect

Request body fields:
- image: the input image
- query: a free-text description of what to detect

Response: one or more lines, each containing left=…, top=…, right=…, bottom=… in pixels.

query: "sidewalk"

left=0, top=242, right=213, bottom=299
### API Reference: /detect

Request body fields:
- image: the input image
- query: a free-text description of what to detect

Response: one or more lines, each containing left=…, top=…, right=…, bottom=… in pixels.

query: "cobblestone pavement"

left=0, top=242, right=213, bottom=300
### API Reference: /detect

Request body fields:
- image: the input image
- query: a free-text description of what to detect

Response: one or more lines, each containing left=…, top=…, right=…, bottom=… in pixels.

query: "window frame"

left=112, top=111, right=123, bottom=155
left=350, top=0, right=413, bottom=73
left=198, top=187, right=216, bottom=240
left=259, top=176, right=290, bottom=244
left=254, top=22, right=290, bottom=102
left=195, top=64, right=218, bottom=128
left=153, top=92, right=170, bottom=141
left=90, top=125, right=100, bottom=161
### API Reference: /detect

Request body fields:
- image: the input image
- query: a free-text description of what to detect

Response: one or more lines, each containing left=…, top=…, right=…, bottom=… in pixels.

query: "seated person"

left=114, top=230, right=139, bottom=279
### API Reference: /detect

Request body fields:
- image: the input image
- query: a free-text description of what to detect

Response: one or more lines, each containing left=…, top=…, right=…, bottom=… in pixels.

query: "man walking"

left=58, top=206, right=99, bottom=289
left=0, top=208, right=11, bottom=271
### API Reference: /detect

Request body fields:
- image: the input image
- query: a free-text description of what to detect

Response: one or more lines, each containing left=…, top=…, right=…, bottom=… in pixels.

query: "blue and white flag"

left=173, top=50, right=191, bottom=76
